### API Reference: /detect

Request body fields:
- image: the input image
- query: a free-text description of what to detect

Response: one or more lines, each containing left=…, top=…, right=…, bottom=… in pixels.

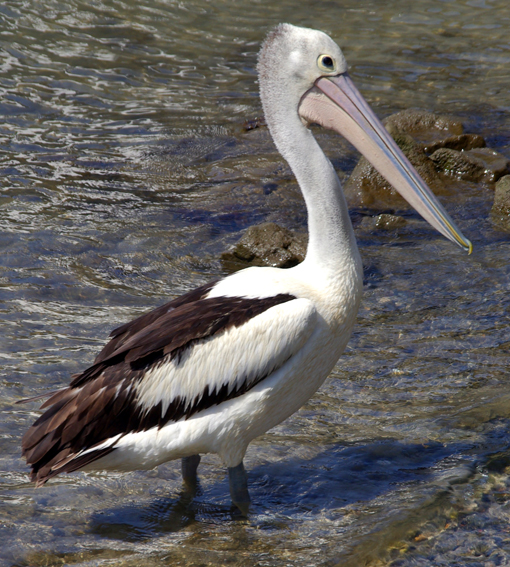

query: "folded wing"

left=22, top=288, right=317, bottom=485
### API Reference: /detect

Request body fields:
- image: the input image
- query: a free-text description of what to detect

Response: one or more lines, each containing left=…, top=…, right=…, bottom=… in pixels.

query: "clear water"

left=1, top=1, right=509, bottom=565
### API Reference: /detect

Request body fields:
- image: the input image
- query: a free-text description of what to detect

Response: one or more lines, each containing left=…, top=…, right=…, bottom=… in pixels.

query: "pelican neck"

left=270, top=113, right=361, bottom=276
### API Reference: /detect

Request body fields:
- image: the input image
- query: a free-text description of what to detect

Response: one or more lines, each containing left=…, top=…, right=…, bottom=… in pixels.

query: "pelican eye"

left=317, top=54, right=336, bottom=72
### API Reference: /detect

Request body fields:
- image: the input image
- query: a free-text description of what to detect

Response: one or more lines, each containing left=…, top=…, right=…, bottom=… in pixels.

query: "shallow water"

left=1, top=0, right=510, bottom=565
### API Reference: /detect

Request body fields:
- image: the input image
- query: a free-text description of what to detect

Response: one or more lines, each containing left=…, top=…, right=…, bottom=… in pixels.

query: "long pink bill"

left=298, top=73, right=472, bottom=253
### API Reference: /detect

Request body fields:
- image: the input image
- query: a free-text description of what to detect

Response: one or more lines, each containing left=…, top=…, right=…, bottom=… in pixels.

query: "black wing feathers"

left=21, top=281, right=296, bottom=486
left=92, top=280, right=218, bottom=365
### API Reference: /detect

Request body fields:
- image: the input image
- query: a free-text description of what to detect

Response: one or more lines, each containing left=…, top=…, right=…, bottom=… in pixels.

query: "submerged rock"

left=491, top=175, right=510, bottom=231
left=359, top=213, right=407, bottom=231
left=374, top=213, right=407, bottom=230
left=221, top=222, right=306, bottom=270
left=242, top=116, right=266, bottom=131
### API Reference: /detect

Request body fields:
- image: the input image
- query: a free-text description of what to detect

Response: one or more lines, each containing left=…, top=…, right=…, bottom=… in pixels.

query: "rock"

left=344, top=133, right=445, bottom=208
left=429, top=148, right=484, bottom=182
left=374, top=213, right=407, bottom=230
left=342, top=109, right=498, bottom=210
left=221, top=222, right=306, bottom=270
left=383, top=109, right=464, bottom=143
left=430, top=147, right=510, bottom=183
left=359, top=213, right=407, bottom=231
left=493, top=175, right=510, bottom=213
left=467, top=148, right=510, bottom=182
left=243, top=116, right=266, bottom=131
left=423, top=133, right=486, bottom=154
left=343, top=109, right=470, bottom=209
left=491, top=175, right=510, bottom=230
left=262, top=182, right=278, bottom=195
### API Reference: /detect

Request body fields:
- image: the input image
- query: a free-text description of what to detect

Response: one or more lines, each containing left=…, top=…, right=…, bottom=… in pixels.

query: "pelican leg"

left=228, top=461, right=250, bottom=516
left=181, top=454, right=201, bottom=486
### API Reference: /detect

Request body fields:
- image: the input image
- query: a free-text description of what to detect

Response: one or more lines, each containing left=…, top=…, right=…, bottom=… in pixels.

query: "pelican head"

left=258, top=24, right=471, bottom=253
left=258, top=24, right=347, bottom=113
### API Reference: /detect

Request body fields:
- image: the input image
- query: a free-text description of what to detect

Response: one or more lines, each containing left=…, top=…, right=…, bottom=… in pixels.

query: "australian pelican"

left=21, top=24, right=471, bottom=515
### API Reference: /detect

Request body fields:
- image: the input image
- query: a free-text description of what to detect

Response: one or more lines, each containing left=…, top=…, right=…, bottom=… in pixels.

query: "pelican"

left=20, top=24, right=471, bottom=515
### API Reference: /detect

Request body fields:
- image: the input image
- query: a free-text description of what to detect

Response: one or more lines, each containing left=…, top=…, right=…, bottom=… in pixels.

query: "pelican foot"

left=228, top=461, right=251, bottom=516
left=181, top=454, right=201, bottom=488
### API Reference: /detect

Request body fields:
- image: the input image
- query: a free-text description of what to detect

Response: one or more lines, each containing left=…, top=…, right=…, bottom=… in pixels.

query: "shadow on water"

left=88, top=438, right=478, bottom=543
left=90, top=487, right=233, bottom=542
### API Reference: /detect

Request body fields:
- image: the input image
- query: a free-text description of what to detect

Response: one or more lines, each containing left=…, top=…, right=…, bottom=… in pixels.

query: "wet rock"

left=384, top=109, right=464, bottom=143
left=423, top=133, right=486, bottom=154
left=374, top=213, right=407, bottom=230
left=359, top=213, right=407, bottom=232
left=342, top=109, right=499, bottom=210
left=467, top=148, right=510, bottom=181
left=429, top=148, right=484, bottom=182
left=262, top=182, right=278, bottom=195
left=430, top=147, right=510, bottom=183
left=221, top=222, right=306, bottom=270
left=344, top=133, right=445, bottom=208
left=243, top=116, right=266, bottom=131
left=490, top=175, right=510, bottom=230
